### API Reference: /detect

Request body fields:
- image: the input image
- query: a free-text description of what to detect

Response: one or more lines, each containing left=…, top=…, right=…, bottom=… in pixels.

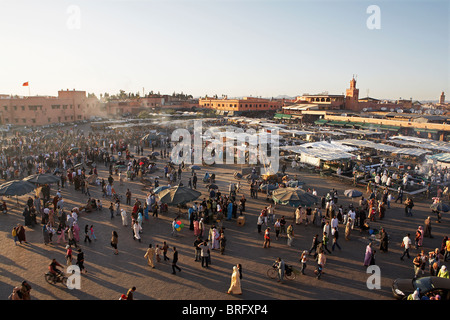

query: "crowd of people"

left=2, top=122, right=450, bottom=300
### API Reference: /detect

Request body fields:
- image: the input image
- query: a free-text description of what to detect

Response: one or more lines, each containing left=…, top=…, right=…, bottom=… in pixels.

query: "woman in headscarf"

left=193, top=218, right=200, bottom=237
left=42, top=224, right=50, bottom=245
left=144, top=244, right=156, bottom=268
left=437, top=265, right=449, bottom=278
left=364, top=242, right=373, bottom=267
left=423, top=217, right=432, bottom=238
left=345, top=219, right=352, bottom=241
left=415, top=226, right=424, bottom=249
left=227, top=266, right=242, bottom=295
left=16, top=224, right=27, bottom=244
left=379, top=227, right=389, bottom=253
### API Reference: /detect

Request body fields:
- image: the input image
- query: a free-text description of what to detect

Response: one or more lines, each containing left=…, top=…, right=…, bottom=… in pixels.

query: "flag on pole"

left=22, top=82, right=29, bottom=86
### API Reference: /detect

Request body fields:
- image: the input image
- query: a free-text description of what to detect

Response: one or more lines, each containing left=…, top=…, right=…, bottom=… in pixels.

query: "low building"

left=198, top=96, right=283, bottom=114
left=0, top=89, right=101, bottom=126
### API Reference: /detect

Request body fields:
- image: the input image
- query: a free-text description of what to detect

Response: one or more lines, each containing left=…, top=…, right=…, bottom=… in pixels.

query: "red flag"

left=22, top=82, right=29, bottom=86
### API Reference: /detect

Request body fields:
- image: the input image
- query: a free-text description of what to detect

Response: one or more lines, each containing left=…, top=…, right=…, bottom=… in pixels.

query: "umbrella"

left=158, top=186, right=201, bottom=206
left=69, top=147, right=79, bottom=153
left=23, top=173, right=61, bottom=185
left=234, top=172, right=243, bottom=179
left=259, top=183, right=279, bottom=191
left=272, top=187, right=318, bottom=207
left=153, top=186, right=170, bottom=194
left=344, top=189, right=363, bottom=198
left=190, top=165, right=201, bottom=171
left=151, top=152, right=160, bottom=156
left=430, top=202, right=450, bottom=212
left=0, top=180, right=36, bottom=196
left=206, top=184, right=218, bottom=190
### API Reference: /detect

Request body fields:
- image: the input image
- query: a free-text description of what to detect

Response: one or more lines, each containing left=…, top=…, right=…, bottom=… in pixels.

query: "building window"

left=13, top=106, right=17, bottom=110
left=22, top=118, right=26, bottom=123
left=3, top=106, right=7, bottom=111
left=31, top=119, right=36, bottom=123
left=21, top=106, right=25, bottom=111
left=48, top=118, right=51, bottom=123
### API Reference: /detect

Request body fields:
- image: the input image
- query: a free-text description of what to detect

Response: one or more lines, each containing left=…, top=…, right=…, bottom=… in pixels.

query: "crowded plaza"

left=0, top=116, right=449, bottom=301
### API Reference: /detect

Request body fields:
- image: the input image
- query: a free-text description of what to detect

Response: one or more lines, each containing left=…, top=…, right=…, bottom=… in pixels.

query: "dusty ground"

left=0, top=126, right=448, bottom=301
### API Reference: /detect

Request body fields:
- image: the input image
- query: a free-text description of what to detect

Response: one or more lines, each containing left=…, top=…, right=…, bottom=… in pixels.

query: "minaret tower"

left=345, top=75, right=359, bottom=110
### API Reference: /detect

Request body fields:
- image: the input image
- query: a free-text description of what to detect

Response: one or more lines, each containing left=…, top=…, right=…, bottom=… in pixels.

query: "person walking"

left=84, top=225, right=91, bottom=243
left=400, top=233, right=412, bottom=261
left=144, top=244, right=156, bottom=268
left=379, top=227, right=389, bottom=253
left=309, top=234, right=320, bottom=257
left=171, top=247, right=181, bottom=275
left=424, top=216, right=433, bottom=238
left=331, top=227, right=341, bottom=251
left=300, top=250, right=308, bottom=275
left=109, top=202, right=114, bottom=219
left=316, top=251, right=326, bottom=279
left=162, top=241, right=170, bottom=261
left=274, top=219, right=281, bottom=240
left=121, top=209, right=128, bottom=226
left=263, top=227, right=271, bottom=248
left=132, top=220, right=142, bottom=242
left=345, top=219, right=352, bottom=241
left=76, top=248, right=87, bottom=274
left=322, top=231, right=332, bottom=254
left=111, top=231, right=119, bottom=255
left=364, top=242, right=374, bottom=267
left=227, top=266, right=242, bottom=295
left=287, top=224, right=294, bottom=247
left=65, top=245, right=73, bottom=266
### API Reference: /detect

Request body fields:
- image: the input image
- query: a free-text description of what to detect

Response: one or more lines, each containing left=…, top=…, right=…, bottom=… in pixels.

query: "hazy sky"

left=0, top=0, right=449, bottom=100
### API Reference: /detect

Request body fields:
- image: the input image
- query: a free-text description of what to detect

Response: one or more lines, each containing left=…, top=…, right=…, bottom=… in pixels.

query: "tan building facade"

left=0, top=89, right=101, bottom=126
left=198, top=96, right=283, bottom=113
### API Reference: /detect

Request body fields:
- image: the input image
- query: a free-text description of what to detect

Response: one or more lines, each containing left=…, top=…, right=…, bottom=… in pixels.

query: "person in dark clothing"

left=192, top=173, right=197, bottom=189
left=172, top=247, right=181, bottom=274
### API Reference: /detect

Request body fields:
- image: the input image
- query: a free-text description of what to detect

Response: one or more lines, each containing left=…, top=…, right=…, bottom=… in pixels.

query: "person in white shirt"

left=348, top=208, right=356, bottom=229
left=331, top=216, right=339, bottom=230
left=400, top=233, right=412, bottom=260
